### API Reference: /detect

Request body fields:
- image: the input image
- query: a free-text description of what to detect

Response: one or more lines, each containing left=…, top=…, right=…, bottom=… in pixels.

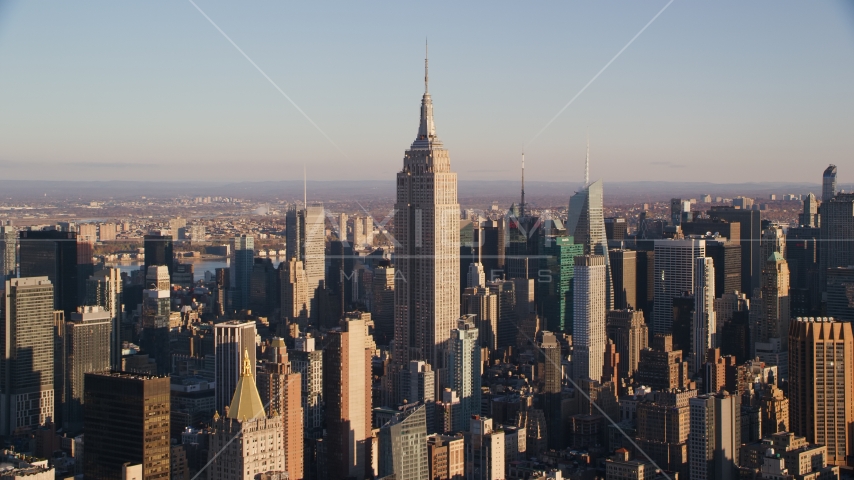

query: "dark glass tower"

left=19, top=230, right=78, bottom=316
left=143, top=234, right=174, bottom=275
left=708, top=207, right=761, bottom=296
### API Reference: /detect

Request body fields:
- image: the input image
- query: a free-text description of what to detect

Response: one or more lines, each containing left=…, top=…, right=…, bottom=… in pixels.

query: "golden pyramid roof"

left=226, top=349, right=266, bottom=422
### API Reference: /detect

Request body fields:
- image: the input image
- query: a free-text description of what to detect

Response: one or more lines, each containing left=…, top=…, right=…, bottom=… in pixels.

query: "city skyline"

left=0, top=3, right=852, bottom=479
left=1, top=1, right=852, bottom=183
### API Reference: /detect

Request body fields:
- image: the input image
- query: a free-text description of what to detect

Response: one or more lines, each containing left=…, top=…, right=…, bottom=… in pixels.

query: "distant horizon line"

left=0, top=179, right=845, bottom=186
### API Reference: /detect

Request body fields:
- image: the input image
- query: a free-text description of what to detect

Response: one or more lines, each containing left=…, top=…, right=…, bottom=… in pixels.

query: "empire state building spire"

left=393, top=49, right=459, bottom=400
left=412, top=42, right=441, bottom=151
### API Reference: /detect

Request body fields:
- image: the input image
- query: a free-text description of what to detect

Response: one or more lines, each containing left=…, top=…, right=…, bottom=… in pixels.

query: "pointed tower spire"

left=412, top=43, right=440, bottom=149
left=425, top=39, right=429, bottom=94
left=520, top=150, right=526, bottom=218
left=226, top=349, right=266, bottom=421
left=584, top=132, right=590, bottom=187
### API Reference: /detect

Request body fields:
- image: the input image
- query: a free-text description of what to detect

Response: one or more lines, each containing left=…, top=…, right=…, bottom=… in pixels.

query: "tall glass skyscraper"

left=537, top=235, right=583, bottom=333
left=229, top=235, right=254, bottom=312
left=823, top=164, right=837, bottom=201
left=19, top=230, right=78, bottom=316
left=567, top=179, right=614, bottom=310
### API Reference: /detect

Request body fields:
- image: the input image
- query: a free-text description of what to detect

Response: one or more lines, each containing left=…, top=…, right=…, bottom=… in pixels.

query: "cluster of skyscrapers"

left=0, top=56, right=852, bottom=480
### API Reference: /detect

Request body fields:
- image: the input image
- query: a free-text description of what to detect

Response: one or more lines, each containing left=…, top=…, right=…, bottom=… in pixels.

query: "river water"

left=106, top=257, right=284, bottom=282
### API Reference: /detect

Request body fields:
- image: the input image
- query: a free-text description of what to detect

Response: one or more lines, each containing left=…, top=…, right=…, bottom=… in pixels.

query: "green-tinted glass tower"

left=538, top=235, right=583, bottom=333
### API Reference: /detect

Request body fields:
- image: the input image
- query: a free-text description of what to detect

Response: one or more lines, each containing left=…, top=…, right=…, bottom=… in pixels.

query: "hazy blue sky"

left=1, top=1, right=852, bottom=184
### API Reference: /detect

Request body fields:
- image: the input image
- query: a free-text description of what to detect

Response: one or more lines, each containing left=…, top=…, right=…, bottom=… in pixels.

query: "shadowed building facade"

left=83, top=372, right=170, bottom=480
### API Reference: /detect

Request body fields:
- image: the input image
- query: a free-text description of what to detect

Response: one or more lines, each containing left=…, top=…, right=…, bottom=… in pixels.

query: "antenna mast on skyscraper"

left=520, top=150, right=526, bottom=218
left=425, top=38, right=429, bottom=93
left=584, top=131, right=590, bottom=187
left=303, top=164, right=307, bottom=208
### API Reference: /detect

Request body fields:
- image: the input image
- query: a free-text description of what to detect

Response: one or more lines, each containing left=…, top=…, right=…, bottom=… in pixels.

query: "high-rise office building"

left=370, top=264, right=395, bottom=346
left=757, top=253, right=790, bottom=345
left=705, top=239, right=741, bottom=298
left=19, top=230, right=78, bottom=316
left=635, top=389, right=695, bottom=477
left=392, top=55, right=459, bottom=386
left=693, top=257, right=716, bottom=374
left=462, top=286, right=498, bottom=353
left=86, top=267, right=123, bottom=367
left=401, top=360, right=435, bottom=431
left=827, top=267, right=854, bottom=322
left=537, top=330, right=563, bottom=450
left=140, top=265, right=171, bottom=375
left=823, top=164, right=837, bottom=201
left=708, top=206, right=762, bottom=296
left=605, top=309, right=649, bottom=382
left=465, top=416, right=505, bottom=480
left=52, top=309, right=66, bottom=429
left=229, top=235, right=254, bottom=312
left=208, top=351, right=285, bottom=480
left=567, top=179, right=614, bottom=310
left=760, top=223, right=786, bottom=266
left=573, top=255, right=607, bottom=382
left=143, top=234, right=173, bottom=275
left=473, top=220, right=505, bottom=281
left=604, top=217, right=627, bottom=242
left=537, top=235, right=583, bottom=333
left=337, top=212, right=348, bottom=242
left=715, top=292, right=750, bottom=362
left=788, top=317, right=853, bottom=466
left=291, top=336, right=323, bottom=479
left=818, top=193, right=854, bottom=299
left=63, top=306, right=111, bottom=434
left=1, top=277, right=55, bottom=436
left=213, top=320, right=257, bottom=413
left=280, top=258, right=308, bottom=327
left=800, top=192, right=819, bottom=228
left=288, top=205, right=326, bottom=323
left=256, top=338, right=303, bottom=479
left=487, top=279, right=520, bottom=349
left=304, top=206, right=326, bottom=300
left=249, top=257, right=279, bottom=317
left=291, top=336, right=323, bottom=437
left=609, top=249, right=637, bottom=310
left=286, top=205, right=303, bottom=261
left=448, top=315, right=480, bottom=432
left=83, top=371, right=170, bottom=480
left=653, top=238, right=706, bottom=334
left=689, top=392, right=740, bottom=480
left=467, top=262, right=486, bottom=288
left=328, top=240, right=354, bottom=312
left=786, top=225, right=820, bottom=316
left=378, top=403, right=430, bottom=480
left=323, top=313, right=373, bottom=479
left=0, top=225, right=16, bottom=281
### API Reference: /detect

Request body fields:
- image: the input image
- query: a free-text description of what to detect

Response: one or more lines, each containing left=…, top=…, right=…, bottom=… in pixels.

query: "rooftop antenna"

left=584, top=131, right=590, bottom=187
left=303, top=164, right=307, bottom=208
left=425, top=38, right=429, bottom=93
left=520, top=149, right=526, bottom=218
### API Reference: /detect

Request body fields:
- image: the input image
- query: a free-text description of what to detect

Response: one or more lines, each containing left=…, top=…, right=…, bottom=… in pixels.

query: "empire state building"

left=392, top=52, right=460, bottom=388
